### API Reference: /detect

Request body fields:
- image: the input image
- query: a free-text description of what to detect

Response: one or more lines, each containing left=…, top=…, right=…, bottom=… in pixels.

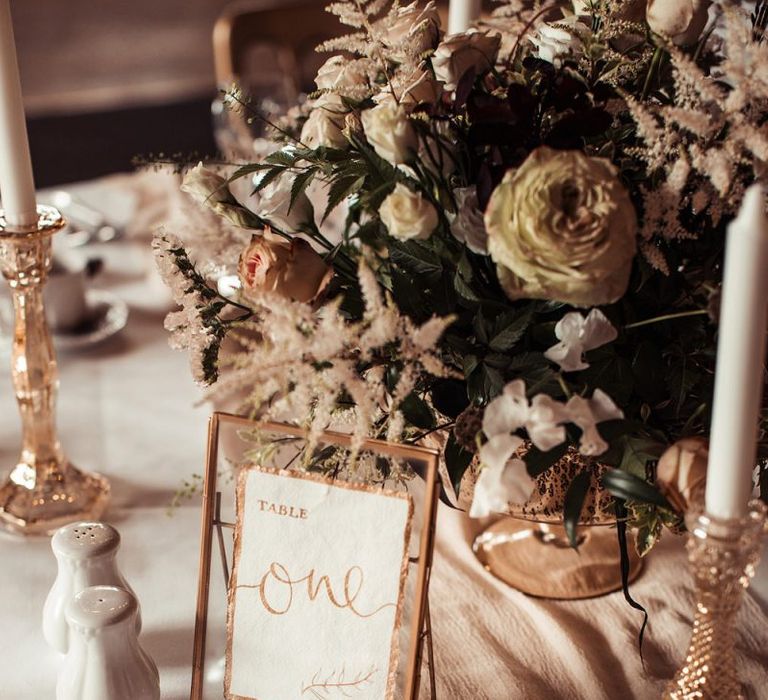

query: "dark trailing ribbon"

left=615, top=498, right=649, bottom=665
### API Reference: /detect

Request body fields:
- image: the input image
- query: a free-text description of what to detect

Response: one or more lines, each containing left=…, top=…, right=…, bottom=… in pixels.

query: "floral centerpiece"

left=154, top=0, right=768, bottom=558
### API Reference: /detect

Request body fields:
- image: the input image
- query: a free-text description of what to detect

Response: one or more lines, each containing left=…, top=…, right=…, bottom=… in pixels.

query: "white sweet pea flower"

left=565, top=389, right=624, bottom=456
left=471, top=433, right=525, bottom=518
left=482, top=379, right=529, bottom=437
left=482, top=379, right=567, bottom=452
left=526, top=395, right=569, bottom=451
left=529, top=18, right=583, bottom=66
left=544, top=308, right=618, bottom=372
left=449, top=187, right=488, bottom=254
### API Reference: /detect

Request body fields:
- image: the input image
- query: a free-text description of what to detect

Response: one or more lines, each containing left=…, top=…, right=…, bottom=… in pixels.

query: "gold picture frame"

left=190, top=412, right=441, bottom=700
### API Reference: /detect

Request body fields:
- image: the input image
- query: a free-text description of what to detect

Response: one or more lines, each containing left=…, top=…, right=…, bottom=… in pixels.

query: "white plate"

left=53, top=289, right=129, bottom=351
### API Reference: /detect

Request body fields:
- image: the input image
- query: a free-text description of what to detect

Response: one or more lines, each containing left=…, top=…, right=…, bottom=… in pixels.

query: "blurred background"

left=13, top=0, right=487, bottom=187
left=13, top=0, right=280, bottom=186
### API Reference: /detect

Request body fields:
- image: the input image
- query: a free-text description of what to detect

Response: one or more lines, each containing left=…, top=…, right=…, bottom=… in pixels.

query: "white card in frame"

left=225, top=466, right=413, bottom=700
left=190, top=413, right=440, bottom=700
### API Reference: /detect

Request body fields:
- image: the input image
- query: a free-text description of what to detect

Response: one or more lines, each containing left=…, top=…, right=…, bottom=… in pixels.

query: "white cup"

left=44, top=253, right=97, bottom=332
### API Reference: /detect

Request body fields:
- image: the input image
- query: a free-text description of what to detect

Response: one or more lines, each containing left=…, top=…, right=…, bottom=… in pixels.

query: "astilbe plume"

left=625, top=5, right=768, bottom=268
left=210, top=259, right=457, bottom=469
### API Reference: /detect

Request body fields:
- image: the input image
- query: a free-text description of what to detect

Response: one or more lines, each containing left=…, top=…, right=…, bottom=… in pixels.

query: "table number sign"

left=225, top=467, right=413, bottom=700
left=191, top=413, right=441, bottom=700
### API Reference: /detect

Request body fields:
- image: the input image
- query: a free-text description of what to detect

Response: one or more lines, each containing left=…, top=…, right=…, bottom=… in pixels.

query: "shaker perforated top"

left=66, top=585, right=137, bottom=629
left=51, top=521, right=120, bottom=559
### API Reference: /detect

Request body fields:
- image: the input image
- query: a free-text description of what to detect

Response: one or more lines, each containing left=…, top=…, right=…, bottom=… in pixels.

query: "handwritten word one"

left=238, top=563, right=394, bottom=620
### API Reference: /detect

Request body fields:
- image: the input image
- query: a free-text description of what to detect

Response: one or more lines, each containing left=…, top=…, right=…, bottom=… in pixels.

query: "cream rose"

left=314, top=56, right=372, bottom=99
left=380, top=183, right=438, bottom=241
left=361, top=102, right=418, bottom=165
left=646, top=0, right=711, bottom=46
left=529, top=18, right=583, bottom=66
left=257, top=174, right=314, bottom=232
left=238, top=235, right=331, bottom=303
left=181, top=163, right=256, bottom=228
left=432, top=30, right=501, bottom=91
left=485, top=146, right=637, bottom=307
left=376, top=67, right=443, bottom=111
left=384, top=0, right=440, bottom=59
left=300, top=93, right=348, bottom=149
left=656, top=437, right=708, bottom=513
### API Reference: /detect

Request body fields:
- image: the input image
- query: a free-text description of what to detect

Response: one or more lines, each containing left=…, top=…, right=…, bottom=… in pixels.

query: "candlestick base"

left=0, top=206, right=110, bottom=536
left=0, top=460, right=109, bottom=536
left=663, top=501, right=767, bottom=700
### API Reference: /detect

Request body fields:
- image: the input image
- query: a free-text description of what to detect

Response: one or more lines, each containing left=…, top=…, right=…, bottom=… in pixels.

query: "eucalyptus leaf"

left=602, top=468, right=671, bottom=509
left=430, top=378, right=470, bottom=419
left=488, top=312, right=531, bottom=351
left=288, top=169, right=316, bottom=213
left=400, top=393, right=436, bottom=430
left=251, top=166, right=285, bottom=194
left=322, top=175, right=365, bottom=223
left=390, top=242, right=443, bottom=279
left=445, top=434, right=474, bottom=496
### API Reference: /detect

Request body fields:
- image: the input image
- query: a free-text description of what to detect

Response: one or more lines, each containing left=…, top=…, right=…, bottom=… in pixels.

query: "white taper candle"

left=448, top=0, right=481, bottom=35
left=705, top=184, right=768, bottom=519
left=0, top=0, right=37, bottom=228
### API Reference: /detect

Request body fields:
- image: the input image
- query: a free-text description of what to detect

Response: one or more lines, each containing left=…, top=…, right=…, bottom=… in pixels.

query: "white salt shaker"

left=57, top=585, right=160, bottom=700
left=43, top=521, right=139, bottom=653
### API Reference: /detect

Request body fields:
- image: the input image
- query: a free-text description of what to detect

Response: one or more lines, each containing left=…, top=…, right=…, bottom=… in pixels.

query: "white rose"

left=377, top=67, right=443, bottom=110
left=181, top=163, right=256, bottom=228
left=300, top=93, right=348, bottom=149
left=529, top=19, right=583, bottom=66
left=433, top=30, right=501, bottom=91
left=449, top=187, right=487, bottom=254
left=380, top=183, right=438, bottom=241
left=383, top=0, right=441, bottom=59
left=257, top=174, right=314, bottom=232
left=485, top=146, right=637, bottom=307
left=361, top=101, right=418, bottom=165
left=646, top=0, right=711, bottom=46
left=314, top=56, right=372, bottom=99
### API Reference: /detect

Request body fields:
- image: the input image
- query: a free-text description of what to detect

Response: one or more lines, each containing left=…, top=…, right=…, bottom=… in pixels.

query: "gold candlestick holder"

left=0, top=206, right=109, bottom=536
left=664, top=500, right=767, bottom=700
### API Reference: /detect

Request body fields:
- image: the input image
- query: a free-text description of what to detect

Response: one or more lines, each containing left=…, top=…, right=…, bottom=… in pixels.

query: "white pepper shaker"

left=43, top=521, right=139, bottom=654
left=57, top=585, right=159, bottom=700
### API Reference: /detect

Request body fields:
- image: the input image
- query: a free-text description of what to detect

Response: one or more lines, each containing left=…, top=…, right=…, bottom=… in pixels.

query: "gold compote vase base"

left=471, top=448, right=642, bottom=599
left=0, top=206, right=110, bottom=536
left=473, top=518, right=642, bottom=599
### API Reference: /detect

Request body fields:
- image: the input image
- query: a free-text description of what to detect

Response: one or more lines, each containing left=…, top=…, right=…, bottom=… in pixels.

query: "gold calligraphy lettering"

left=237, top=563, right=395, bottom=619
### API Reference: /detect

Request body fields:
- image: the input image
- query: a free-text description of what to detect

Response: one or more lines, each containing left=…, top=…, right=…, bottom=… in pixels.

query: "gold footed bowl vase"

left=469, top=448, right=642, bottom=599
left=0, top=206, right=109, bottom=536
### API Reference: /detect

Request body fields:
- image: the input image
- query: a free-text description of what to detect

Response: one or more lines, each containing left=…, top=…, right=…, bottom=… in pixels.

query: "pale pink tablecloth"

left=0, top=173, right=766, bottom=699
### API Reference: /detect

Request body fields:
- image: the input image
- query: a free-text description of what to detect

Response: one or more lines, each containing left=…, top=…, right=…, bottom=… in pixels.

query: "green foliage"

left=444, top=434, right=474, bottom=496
left=563, top=471, right=592, bottom=549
